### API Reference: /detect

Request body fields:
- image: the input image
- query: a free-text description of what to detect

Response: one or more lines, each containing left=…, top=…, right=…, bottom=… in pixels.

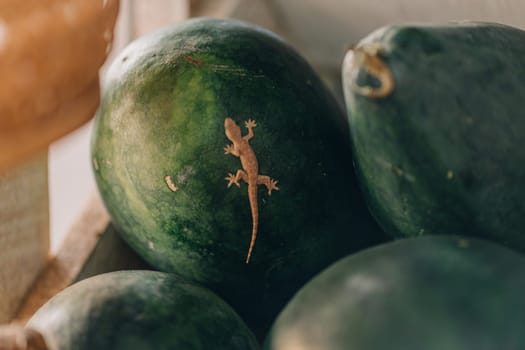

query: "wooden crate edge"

left=13, top=193, right=110, bottom=323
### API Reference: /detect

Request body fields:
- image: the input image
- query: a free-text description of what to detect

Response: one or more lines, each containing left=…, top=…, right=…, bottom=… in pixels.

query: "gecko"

left=224, top=117, right=279, bottom=264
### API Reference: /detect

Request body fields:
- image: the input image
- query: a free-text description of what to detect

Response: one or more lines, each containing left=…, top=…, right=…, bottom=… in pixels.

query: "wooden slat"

left=12, top=193, right=149, bottom=323
left=13, top=194, right=109, bottom=323
left=74, top=223, right=150, bottom=284
left=0, top=155, right=49, bottom=324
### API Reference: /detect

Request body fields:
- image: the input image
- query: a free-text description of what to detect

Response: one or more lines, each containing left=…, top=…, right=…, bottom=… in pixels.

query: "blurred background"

left=48, top=0, right=525, bottom=252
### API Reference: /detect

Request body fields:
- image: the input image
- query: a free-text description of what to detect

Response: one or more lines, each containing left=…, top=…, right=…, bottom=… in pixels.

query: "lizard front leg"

left=226, top=170, right=248, bottom=188
left=257, top=175, right=279, bottom=195
left=243, top=119, right=257, bottom=141
left=224, top=144, right=240, bottom=157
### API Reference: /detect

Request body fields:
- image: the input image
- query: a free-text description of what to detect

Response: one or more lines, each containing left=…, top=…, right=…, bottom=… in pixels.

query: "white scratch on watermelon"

left=208, top=64, right=265, bottom=78
left=176, top=166, right=195, bottom=184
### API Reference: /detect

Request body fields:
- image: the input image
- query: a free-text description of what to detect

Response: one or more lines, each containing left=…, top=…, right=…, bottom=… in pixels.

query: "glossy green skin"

left=92, top=18, right=386, bottom=333
left=265, top=236, right=525, bottom=350
left=343, top=23, right=525, bottom=249
left=28, top=271, right=259, bottom=350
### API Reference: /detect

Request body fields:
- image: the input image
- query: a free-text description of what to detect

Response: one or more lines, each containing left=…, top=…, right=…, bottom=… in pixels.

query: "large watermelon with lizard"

left=91, top=17, right=387, bottom=333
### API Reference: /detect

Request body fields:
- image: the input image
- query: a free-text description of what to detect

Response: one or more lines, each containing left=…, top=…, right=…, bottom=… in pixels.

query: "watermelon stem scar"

left=224, top=117, right=279, bottom=264
left=346, top=44, right=395, bottom=98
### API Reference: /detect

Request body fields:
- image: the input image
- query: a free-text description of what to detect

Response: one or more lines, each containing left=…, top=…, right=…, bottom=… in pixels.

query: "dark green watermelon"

left=91, top=18, right=386, bottom=332
left=265, top=236, right=525, bottom=350
left=27, top=271, right=259, bottom=350
left=342, top=22, right=525, bottom=248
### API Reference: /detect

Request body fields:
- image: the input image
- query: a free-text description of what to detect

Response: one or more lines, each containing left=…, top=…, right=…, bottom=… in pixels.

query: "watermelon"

left=27, top=271, right=259, bottom=350
left=91, top=18, right=386, bottom=332
left=264, top=236, right=525, bottom=350
left=342, top=22, right=525, bottom=248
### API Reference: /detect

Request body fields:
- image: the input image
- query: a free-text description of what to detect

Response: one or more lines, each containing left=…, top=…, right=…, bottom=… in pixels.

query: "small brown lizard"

left=224, top=117, right=279, bottom=264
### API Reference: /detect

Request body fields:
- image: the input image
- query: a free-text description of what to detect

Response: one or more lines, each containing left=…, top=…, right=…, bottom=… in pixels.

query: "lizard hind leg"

left=257, top=175, right=279, bottom=195
left=225, top=169, right=248, bottom=188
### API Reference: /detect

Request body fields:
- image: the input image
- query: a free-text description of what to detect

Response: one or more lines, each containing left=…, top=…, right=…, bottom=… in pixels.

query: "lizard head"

left=224, top=117, right=242, bottom=141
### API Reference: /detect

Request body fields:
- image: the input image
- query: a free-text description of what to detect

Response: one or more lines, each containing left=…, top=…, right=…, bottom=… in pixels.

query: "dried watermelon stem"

left=348, top=44, right=395, bottom=98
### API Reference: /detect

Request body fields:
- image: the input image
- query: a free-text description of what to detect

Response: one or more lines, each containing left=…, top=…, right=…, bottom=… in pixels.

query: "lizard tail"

left=246, top=183, right=258, bottom=264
